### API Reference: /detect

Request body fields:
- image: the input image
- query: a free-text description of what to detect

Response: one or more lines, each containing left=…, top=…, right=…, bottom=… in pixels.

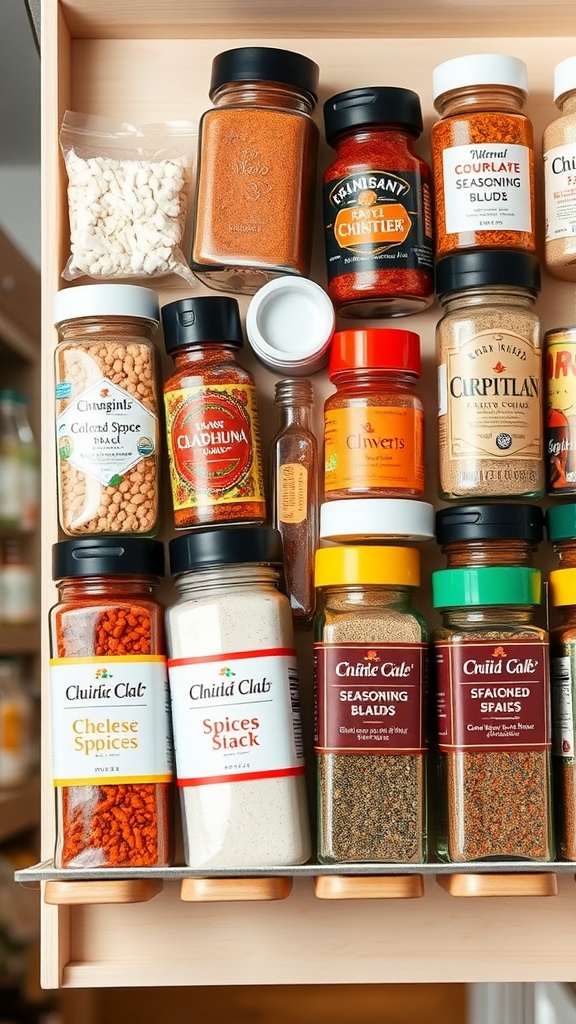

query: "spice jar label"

left=435, top=639, right=550, bottom=752
left=545, top=329, right=576, bottom=491
left=544, top=142, right=576, bottom=242
left=324, top=406, right=424, bottom=493
left=441, top=143, right=532, bottom=235
left=164, top=383, right=265, bottom=511
left=550, top=650, right=576, bottom=757
left=50, top=656, right=173, bottom=785
left=278, top=463, right=308, bottom=525
left=314, top=642, right=427, bottom=754
left=56, top=377, right=157, bottom=487
left=439, top=328, right=542, bottom=471
left=323, top=170, right=433, bottom=281
left=167, top=648, right=305, bottom=785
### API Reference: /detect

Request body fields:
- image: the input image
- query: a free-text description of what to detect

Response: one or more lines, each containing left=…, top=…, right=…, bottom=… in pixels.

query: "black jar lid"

left=161, top=296, right=244, bottom=355
left=435, top=251, right=541, bottom=297
left=169, top=527, right=284, bottom=576
left=53, top=538, right=165, bottom=580
left=323, top=87, right=423, bottom=145
left=209, top=47, right=320, bottom=102
left=435, top=503, right=544, bottom=546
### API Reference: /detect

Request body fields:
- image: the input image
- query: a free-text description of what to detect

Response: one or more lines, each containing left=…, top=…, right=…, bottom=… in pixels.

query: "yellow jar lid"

left=549, top=567, right=576, bottom=606
left=315, top=545, right=420, bottom=587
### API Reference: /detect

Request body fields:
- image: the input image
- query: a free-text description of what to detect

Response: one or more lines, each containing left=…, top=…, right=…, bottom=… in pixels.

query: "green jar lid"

left=546, top=503, right=576, bottom=543
left=432, top=566, right=541, bottom=608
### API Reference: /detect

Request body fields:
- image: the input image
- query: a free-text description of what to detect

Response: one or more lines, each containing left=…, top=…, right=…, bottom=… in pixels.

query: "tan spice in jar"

left=543, top=57, right=576, bottom=280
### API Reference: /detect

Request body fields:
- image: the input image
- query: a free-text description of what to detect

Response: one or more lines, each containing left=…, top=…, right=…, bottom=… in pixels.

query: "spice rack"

left=30, top=0, right=576, bottom=990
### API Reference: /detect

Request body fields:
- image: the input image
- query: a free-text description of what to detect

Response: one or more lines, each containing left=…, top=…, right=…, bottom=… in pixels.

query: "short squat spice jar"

left=191, top=46, right=319, bottom=294
left=322, top=86, right=434, bottom=318
left=436, top=250, right=543, bottom=500
left=53, top=285, right=162, bottom=537
left=323, top=328, right=424, bottom=501
left=314, top=545, right=428, bottom=864
left=165, top=527, right=311, bottom=868
left=431, top=53, right=536, bottom=259
left=543, top=56, right=576, bottom=280
left=49, top=537, right=173, bottom=869
left=547, top=503, right=576, bottom=567
left=432, top=566, right=553, bottom=863
left=548, top=568, right=576, bottom=860
left=161, top=295, right=266, bottom=529
left=436, top=502, right=544, bottom=568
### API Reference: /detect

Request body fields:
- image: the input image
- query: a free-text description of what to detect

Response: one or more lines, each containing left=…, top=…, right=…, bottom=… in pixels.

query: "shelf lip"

left=15, top=858, right=573, bottom=883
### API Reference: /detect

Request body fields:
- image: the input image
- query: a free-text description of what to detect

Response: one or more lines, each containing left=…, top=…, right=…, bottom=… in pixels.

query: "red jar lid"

left=328, top=328, right=421, bottom=379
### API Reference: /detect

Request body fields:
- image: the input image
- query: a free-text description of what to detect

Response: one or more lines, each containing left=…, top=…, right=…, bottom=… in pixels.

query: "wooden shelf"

left=0, top=624, right=39, bottom=655
left=0, top=775, right=39, bottom=843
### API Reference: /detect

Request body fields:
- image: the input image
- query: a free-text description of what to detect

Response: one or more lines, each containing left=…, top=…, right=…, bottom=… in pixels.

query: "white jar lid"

left=320, top=499, right=435, bottom=542
left=54, top=284, right=160, bottom=325
left=432, top=54, right=528, bottom=101
left=554, top=55, right=576, bottom=104
left=246, top=276, right=335, bottom=376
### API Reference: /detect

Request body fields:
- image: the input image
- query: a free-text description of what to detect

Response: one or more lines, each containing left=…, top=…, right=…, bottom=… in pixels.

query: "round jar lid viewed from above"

left=432, top=53, right=528, bottom=101
left=315, top=545, right=420, bottom=588
left=320, top=499, right=435, bottom=542
left=53, top=284, right=160, bottom=325
left=435, top=503, right=544, bottom=545
left=546, top=503, right=576, bottom=542
left=432, top=566, right=541, bottom=607
left=246, top=276, right=335, bottom=375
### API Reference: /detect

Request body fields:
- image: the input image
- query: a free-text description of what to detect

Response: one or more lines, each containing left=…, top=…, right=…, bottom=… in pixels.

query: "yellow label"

left=278, top=464, right=308, bottom=524
left=324, top=406, right=424, bottom=492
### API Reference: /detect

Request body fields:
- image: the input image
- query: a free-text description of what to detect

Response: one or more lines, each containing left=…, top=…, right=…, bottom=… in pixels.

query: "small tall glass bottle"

left=431, top=54, right=535, bottom=259
left=271, top=378, right=318, bottom=626
left=432, top=566, right=553, bottom=863
left=161, top=295, right=266, bottom=529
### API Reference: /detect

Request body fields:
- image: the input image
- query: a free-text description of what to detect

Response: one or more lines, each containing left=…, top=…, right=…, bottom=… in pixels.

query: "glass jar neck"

left=443, top=539, right=536, bottom=569
left=56, top=317, right=158, bottom=342
left=332, top=126, right=417, bottom=154
left=434, top=85, right=527, bottom=118
left=555, top=605, right=576, bottom=627
left=170, top=343, right=241, bottom=369
left=321, top=584, right=414, bottom=609
left=330, top=369, right=418, bottom=389
left=439, top=606, right=538, bottom=628
left=274, top=379, right=314, bottom=427
left=557, top=92, right=576, bottom=116
left=174, top=564, right=281, bottom=596
left=211, top=82, right=315, bottom=115
left=57, top=576, right=159, bottom=599
left=439, top=286, right=535, bottom=312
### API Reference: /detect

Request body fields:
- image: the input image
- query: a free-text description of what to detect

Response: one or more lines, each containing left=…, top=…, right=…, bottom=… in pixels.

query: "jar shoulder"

left=163, top=361, right=254, bottom=391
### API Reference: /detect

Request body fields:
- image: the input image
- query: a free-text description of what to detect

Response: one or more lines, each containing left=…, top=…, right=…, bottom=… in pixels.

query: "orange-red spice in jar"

left=431, top=54, right=536, bottom=260
left=323, top=87, right=434, bottom=318
left=323, top=328, right=424, bottom=500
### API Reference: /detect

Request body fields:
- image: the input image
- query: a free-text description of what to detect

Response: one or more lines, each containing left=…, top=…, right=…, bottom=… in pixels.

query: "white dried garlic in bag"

left=60, top=112, right=197, bottom=284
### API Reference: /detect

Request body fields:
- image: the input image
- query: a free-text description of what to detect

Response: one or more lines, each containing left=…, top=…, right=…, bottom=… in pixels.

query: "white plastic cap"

left=432, top=54, right=528, bottom=102
left=320, top=499, right=435, bottom=543
left=246, top=276, right=335, bottom=376
left=54, top=284, right=160, bottom=326
left=554, top=55, right=576, bottom=105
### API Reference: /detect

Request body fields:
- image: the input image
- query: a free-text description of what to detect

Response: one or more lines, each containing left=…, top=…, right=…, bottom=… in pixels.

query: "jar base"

left=192, top=265, right=302, bottom=297
left=335, top=292, right=434, bottom=318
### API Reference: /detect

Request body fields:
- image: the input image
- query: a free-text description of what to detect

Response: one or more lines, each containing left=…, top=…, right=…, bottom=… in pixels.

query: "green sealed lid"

left=546, top=504, right=576, bottom=543
left=432, top=566, right=541, bottom=608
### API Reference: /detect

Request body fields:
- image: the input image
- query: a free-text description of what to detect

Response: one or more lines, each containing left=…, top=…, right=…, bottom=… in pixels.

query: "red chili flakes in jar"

left=322, top=87, right=434, bottom=319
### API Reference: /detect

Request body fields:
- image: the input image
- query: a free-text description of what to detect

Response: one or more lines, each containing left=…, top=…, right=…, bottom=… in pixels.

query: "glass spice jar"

left=49, top=538, right=173, bottom=869
left=436, top=502, right=544, bottom=568
left=436, top=251, right=543, bottom=500
left=323, top=328, right=424, bottom=500
left=191, top=46, right=319, bottom=295
left=431, top=53, right=536, bottom=259
left=53, top=285, right=162, bottom=537
left=546, top=503, right=576, bottom=567
left=544, top=56, right=576, bottom=280
left=161, top=295, right=266, bottom=530
left=165, top=527, right=311, bottom=868
left=270, top=378, right=319, bottom=627
left=545, top=324, right=576, bottom=495
left=314, top=545, right=428, bottom=864
left=322, top=87, right=434, bottom=318
left=548, top=568, right=576, bottom=859
left=432, top=566, right=554, bottom=863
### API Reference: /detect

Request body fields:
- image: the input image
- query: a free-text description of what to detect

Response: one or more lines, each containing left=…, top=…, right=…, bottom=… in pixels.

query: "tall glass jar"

left=191, top=46, right=319, bottom=294
left=161, top=295, right=266, bottom=529
left=431, top=54, right=536, bottom=259
left=53, top=285, right=161, bottom=537
left=49, top=538, right=173, bottom=869
left=544, top=56, right=576, bottom=279
left=270, top=378, right=318, bottom=627
left=436, top=251, right=543, bottom=500
left=436, top=503, right=544, bottom=568
left=314, top=545, right=427, bottom=864
left=166, top=527, right=310, bottom=868
left=322, top=87, right=434, bottom=318
left=432, top=566, right=553, bottom=863
left=323, top=328, right=424, bottom=500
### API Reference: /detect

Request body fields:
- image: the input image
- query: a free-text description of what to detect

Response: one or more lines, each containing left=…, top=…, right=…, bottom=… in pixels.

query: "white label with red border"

left=167, top=647, right=305, bottom=786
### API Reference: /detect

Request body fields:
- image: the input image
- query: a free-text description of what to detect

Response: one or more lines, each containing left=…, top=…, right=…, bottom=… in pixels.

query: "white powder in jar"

left=166, top=575, right=311, bottom=868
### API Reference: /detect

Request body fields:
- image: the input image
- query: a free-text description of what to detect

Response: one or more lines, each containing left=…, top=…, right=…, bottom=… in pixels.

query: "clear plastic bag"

left=59, top=111, right=197, bottom=284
